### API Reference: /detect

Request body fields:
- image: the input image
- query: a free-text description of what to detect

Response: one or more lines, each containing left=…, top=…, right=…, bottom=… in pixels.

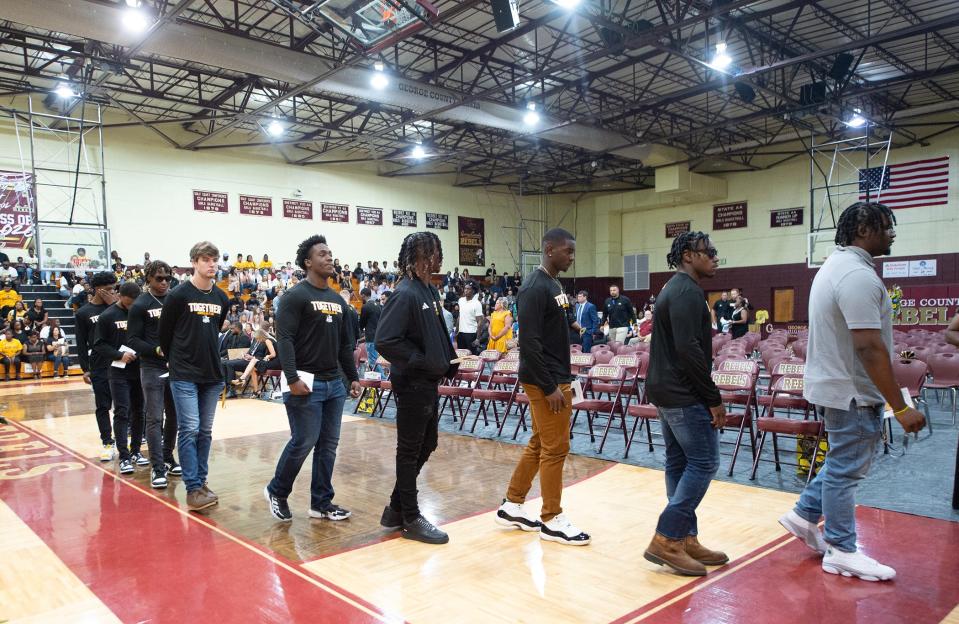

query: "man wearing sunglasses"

left=128, top=260, right=180, bottom=489
left=643, top=231, right=727, bottom=577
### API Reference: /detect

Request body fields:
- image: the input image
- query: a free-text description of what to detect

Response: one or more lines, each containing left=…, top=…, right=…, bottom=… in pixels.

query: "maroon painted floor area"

left=0, top=421, right=385, bottom=623
left=627, top=506, right=959, bottom=624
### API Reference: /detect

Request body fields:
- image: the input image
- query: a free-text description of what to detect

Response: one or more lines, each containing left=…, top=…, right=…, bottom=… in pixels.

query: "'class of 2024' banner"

left=0, top=171, right=35, bottom=248
left=458, top=216, right=485, bottom=267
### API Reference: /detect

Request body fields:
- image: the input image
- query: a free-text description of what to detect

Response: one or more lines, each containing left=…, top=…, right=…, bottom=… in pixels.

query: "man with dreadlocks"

left=375, top=231, right=458, bottom=544
left=127, top=259, right=180, bottom=489
left=778, top=201, right=924, bottom=582
left=643, top=230, right=727, bottom=577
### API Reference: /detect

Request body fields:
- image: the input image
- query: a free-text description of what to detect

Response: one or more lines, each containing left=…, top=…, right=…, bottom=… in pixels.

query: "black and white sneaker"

left=495, top=499, right=542, bottom=532
left=132, top=452, right=150, bottom=467
left=263, top=486, right=292, bottom=521
left=118, top=459, right=135, bottom=475
left=151, top=468, right=168, bottom=489
left=165, top=461, right=182, bottom=476
left=540, top=513, right=591, bottom=546
left=380, top=506, right=403, bottom=530
left=309, top=504, right=352, bottom=521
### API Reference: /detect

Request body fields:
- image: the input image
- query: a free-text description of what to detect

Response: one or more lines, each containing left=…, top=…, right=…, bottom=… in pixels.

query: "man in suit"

left=574, top=290, right=599, bottom=353
left=218, top=322, right=251, bottom=357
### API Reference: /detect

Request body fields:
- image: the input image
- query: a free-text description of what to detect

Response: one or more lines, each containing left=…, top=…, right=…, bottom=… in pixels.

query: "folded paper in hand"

left=111, top=345, right=136, bottom=369
left=280, top=370, right=315, bottom=394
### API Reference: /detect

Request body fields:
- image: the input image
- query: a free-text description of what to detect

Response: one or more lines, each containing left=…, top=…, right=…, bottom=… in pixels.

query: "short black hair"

left=835, top=201, right=895, bottom=247
left=295, top=234, right=328, bottom=271
left=542, top=227, right=575, bottom=248
left=667, top=231, right=712, bottom=269
left=360, top=288, right=371, bottom=297
left=144, top=260, right=172, bottom=279
left=119, top=281, right=141, bottom=298
left=381, top=291, right=392, bottom=301
left=577, top=290, right=589, bottom=298
left=90, top=271, right=118, bottom=288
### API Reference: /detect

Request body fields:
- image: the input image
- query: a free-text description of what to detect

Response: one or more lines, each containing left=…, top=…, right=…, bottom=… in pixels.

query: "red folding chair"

left=439, top=358, right=483, bottom=424
left=750, top=375, right=821, bottom=484
left=570, top=365, right=627, bottom=449
left=570, top=353, right=595, bottom=377
left=891, top=358, right=931, bottom=432
left=353, top=356, right=384, bottom=414
left=371, top=358, right=394, bottom=417
left=467, top=359, right=519, bottom=433
left=925, top=353, right=959, bottom=425
left=712, top=369, right=758, bottom=476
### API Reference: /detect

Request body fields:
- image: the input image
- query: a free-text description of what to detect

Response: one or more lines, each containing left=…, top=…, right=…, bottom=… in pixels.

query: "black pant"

left=1, top=355, right=20, bottom=379
left=389, top=375, right=441, bottom=523
left=456, top=332, right=476, bottom=351
left=109, top=373, right=145, bottom=461
left=223, top=358, right=249, bottom=386
left=90, top=367, right=114, bottom=445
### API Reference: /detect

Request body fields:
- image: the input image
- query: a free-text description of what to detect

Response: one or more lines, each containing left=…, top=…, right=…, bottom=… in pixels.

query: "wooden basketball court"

left=1, top=381, right=957, bottom=623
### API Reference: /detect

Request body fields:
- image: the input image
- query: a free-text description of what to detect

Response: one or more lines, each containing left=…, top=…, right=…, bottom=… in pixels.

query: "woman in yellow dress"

left=487, top=297, right=514, bottom=353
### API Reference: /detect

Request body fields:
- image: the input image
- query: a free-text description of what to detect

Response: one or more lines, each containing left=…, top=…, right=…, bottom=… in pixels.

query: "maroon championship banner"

left=713, top=201, right=747, bottom=230
left=356, top=206, right=383, bottom=226
left=239, top=194, right=272, bottom=217
left=665, top=220, right=690, bottom=238
left=193, top=190, right=228, bottom=214
left=320, top=203, right=349, bottom=223
left=392, top=209, right=417, bottom=227
left=458, top=216, right=485, bottom=266
left=282, top=199, right=313, bottom=220
left=0, top=171, right=35, bottom=248
left=770, top=207, right=803, bottom=228
left=426, top=212, right=448, bottom=229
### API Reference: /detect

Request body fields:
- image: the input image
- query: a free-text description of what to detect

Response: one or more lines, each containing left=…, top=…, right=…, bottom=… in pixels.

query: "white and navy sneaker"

left=309, top=504, right=352, bottom=521
left=132, top=452, right=150, bottom=467
left=151, top=468, right=168, bottom=489
left=495, top=499, right=542, bottom=532
left=165, top=461, right=182, bottom=476
left=263, top=486, right=292, bottom=522
left=540, top=513, right=591, bottom=546
left=99, top=443, right=115, bottom=462
left=118, top=459, right=135, bottom=475
left=822, top=547, right=896, bottom=581
left=779, top=509, right=827, bottom=554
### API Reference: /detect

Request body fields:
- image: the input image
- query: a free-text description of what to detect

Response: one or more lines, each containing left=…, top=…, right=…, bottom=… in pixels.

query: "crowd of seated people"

left=0, top=273, right=72, bottom=381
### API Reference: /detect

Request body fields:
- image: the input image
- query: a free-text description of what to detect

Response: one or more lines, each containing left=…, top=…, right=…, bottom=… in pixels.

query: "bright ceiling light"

left=709, top=42, right=732, bottom=72
left=267, top=120, right=284, bottom=137
left=122, top=7, right=150, bottom=32
left=551, top=0, right=581, bottom=8
left=411, top=144, right=426, bottom=159
left=371, top=61, right=389, bottom=89
left=845, top=108, right=867, bottom=128
left=124, top=0, right=142, bottom=6
left=53, top=81, right=77, bottom=99
left=523, top=101, right=540, bottom=126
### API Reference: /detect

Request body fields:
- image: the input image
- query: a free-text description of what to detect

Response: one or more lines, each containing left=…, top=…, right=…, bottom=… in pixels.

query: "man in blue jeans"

left=264, top=235, right=360, bottom=522
left=158, top=241, right=230, bottom=512
left=779, top=202, right=925, bottom=581
left=643, top=231, right=727, bottom=577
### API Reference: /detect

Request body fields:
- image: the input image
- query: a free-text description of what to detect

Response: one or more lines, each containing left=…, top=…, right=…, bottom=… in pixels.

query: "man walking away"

left=159, top=241, right=230, bottom=512
left=497, top=228, right=590, bottom=546
left=779, top=202, right=924, bottom=581
left=643, top=231, right=728, bottom=577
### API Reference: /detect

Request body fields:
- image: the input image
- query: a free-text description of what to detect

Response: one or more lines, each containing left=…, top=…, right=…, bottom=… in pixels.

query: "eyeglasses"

left=154, top=276, right=173, bottom=282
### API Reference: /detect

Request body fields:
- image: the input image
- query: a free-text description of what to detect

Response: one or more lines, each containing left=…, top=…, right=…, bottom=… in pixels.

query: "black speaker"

left=829, top=52, right=855, bottom=82
left=733, top=82, right=755, bottom=103
left=490, top=0, right=519, bottom=33
left=799, top=82, right=827, bottom=106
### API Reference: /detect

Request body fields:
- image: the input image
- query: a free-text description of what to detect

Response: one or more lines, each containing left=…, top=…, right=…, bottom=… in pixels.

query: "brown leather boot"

left=684, top=535, right=729, bottom=566
left=644, top=533, right=707, bottom=576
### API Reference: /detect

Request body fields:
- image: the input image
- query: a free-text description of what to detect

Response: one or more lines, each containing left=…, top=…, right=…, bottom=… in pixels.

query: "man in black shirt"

left=93, top=281, right=144, bottom=476
left=604, top=285, right=636, bottom=344
left=264, top=235, right=360, bottom=523
left=376, top=232, right=458, bottom=544
left=158, top=241, right=230, bottom=512
left=218, top=322, right=251, bottom=357
left=497, top=228, right=591, bottom=546
left=643, top=231, right=727, bottom=577
left=711, top=291, right=733, bottom=332
left=359, top=288, right=381, bottom=371
left=75, top=271, right=119, bottom=462
left=128, top=260, right=180, bottom=489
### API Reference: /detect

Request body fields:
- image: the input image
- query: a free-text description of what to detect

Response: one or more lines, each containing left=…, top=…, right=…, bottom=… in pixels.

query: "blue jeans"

left=171, top=380, right=223, bottom=492
left=794, top=401, right=882, bottom=553
left=656, top=404, right=720, bottom=539
left=268, top=379, right=347, bottom=510
left=366, top=341, right=379, bottom=373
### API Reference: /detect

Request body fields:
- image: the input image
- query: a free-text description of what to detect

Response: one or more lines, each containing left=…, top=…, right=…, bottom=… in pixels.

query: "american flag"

left=858, top=156, right=950, bottom=209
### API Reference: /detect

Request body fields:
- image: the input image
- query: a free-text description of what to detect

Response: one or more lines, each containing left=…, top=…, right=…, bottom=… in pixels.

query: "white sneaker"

left=540, top=513, right=590, bottom=546
left=495, top=499, right=541, bottom=532
left=779, top=509, right=827, bottom=554
left=822, top=547, right=896, bottom=581
left=99, top=444, right=115, bottom=462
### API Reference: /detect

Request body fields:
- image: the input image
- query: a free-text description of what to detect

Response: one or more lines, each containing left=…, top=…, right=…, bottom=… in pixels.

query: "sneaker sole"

left=188, top=500, right=218, bottom=512
left=643, top=551, right=706, bottom=576
left=99, top=456, right=114, bottom=462
left=308, top=510, right=352, bottom=521
left=495, top=512, right=541, bottom=532
left=822, top=563, right=892, bottom=581
left=401, top=531, right=449, bottom=545
left=779, top=514, right=827, bottom=554
left=151, top=481, right=168, bottom=489
left=540, top=532, right=591, bottom=546
left=263, top=487, right=292, bottom=522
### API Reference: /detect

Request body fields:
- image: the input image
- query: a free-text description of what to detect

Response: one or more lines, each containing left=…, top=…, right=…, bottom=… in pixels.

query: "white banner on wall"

left=883, top=261, right=909, bottom=278
left=908, top=259, right=936, bottom=277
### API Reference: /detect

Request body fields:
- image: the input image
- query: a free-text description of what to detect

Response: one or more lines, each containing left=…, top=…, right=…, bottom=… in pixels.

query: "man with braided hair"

left=375, top=231, right=458, bottom=544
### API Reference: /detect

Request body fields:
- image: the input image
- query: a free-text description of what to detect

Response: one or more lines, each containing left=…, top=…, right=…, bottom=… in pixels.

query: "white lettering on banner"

left=918, top=298, right=959, bottom=306
left=187, top=303, right=223, bottom=315
left=310, top=301, right=343, bottom=314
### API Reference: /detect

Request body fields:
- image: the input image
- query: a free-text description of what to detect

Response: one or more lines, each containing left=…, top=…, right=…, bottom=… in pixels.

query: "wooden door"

left=773, top=288, right=795, bottom=323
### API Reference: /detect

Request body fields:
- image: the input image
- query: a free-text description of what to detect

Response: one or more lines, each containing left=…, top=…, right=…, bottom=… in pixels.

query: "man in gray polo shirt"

left=778, top=202, right=925, bottom=582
